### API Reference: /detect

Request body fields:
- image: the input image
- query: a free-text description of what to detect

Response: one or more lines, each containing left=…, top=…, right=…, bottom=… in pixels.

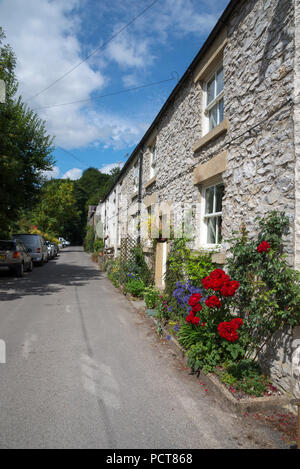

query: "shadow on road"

left=0, top=250, right=103, bottom=302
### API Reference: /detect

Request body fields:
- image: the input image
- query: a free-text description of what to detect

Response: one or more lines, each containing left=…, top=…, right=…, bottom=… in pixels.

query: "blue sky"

left=0, top=0, right=230, bottom=179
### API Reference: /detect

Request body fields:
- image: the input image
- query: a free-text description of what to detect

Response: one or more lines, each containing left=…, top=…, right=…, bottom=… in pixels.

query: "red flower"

left=202, top=269, right=233, bottom=293
left=192, top=316, right=201, bottom=326
left=188, top=293, right=202, bottom=306
left=232, top=317, right=243, bottom=327
left=201, top=276, right=211, bottom=289
left=218, top=318, right=243, bottom=342
left=186, top=310, right=202, bottom=327
left=186, top=313, right=195, bottom=323
left=220, top=280, right=240, bottom=297
left=205, top=295, right=221, bottom=308
left=257, top=241, right=270, bottom=253
left=191, top=303, right=202, bottom=313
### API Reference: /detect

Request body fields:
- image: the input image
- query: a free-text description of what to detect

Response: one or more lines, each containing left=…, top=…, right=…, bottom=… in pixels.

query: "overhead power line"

left=32, top=76, right=176, bottom=111
left=100, top=97, right=294, bottom=224
left=25, top=0, right=161, bottom=102
left=56, top=146, right=90, bottom=168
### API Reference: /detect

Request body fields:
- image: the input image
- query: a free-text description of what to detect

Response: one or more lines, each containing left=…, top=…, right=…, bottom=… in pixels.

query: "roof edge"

left=100, top=0, right=241, bottom=204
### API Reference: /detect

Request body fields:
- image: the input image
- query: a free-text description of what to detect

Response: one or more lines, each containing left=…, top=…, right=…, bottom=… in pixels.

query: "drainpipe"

left=137, top=146, right=144, bottom=244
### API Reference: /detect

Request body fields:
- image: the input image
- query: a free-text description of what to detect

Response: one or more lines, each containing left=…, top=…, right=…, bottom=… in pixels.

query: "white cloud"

left=42, top=166, right=60, bottom=180
left=122, top=73, right=140, bottom=88
left=105, top=27, right=155, bottom=69
left=100, top=161, right=124, bottom=174
left=62, top=168, right=83, bottom=180
left=0, top=0, right=228, bottom=152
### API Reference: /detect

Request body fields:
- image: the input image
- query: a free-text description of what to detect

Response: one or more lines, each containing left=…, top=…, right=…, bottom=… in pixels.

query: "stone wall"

left=96, top=0, right=299, bottom=398
left=222, top=0, right=295, bottom=258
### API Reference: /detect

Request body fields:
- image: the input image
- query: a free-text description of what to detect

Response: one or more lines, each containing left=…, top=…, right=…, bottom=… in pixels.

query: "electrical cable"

left=25, top=0, right=161, bottom=102
left=32, top=76, right=176, bottom=111
left=100, top=98, right=293, bottom=225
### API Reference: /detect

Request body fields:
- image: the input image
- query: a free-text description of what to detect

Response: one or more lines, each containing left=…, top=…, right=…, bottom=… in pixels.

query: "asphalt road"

left=0, top=247, right=286, bottom=449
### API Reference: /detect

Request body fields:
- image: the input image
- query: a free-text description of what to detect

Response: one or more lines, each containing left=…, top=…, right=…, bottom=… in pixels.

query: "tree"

left=0, top=27, right=54, bottom=238
left=72, top=167, right=116, bottom=243
left=31, top=180, right=80, bottom=238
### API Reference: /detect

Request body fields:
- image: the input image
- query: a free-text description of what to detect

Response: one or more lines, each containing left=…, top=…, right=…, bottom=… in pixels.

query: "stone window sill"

left=211, top=251, right=226, bottom=265
left=131, top=191, right=138, bottom=200
left=193, top=119, right=228, bottom=153
left=145, top=175, right=156, bottom=189
left=193, top=248, right=226, bottom=265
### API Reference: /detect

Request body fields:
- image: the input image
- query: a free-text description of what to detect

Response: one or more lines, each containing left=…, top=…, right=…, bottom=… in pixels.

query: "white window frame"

left=133, top=164, right=139, bottom=192
left=149, top=142, right=157, bottom=179
left=203, top=64, right=224, bottom=136
left=131, top=213, right=138, bottom=238
left=199, top=181, right=224, bottom=249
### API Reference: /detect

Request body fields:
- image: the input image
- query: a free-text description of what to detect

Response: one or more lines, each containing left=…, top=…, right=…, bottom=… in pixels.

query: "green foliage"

left=187, top=342, right=222, bottom=375
left=94, top=238, right=104, bottom=253
left=30, top=179, right=80, bottom=237
left=143, top=285, right=160, bottom=309
left=177, top=323, right=205, bottom=350
left=216, top=360, right=270, bottom=397
left=130, top=244, right=152, bottom=285
left=72, top=167, right=121, bottom=243
left=227, top=210, right=300, bottom=360
left=105, top=257, right=121, bottom=288
left=125, top=278, right=145, bottom=298
left=84, top=226, right=95, bottom=252
left=0, top=28, right=54, bottom=237
left=164, top=236, right=214, bottom=315
left=155, top=294, right=172, bottom=322
left=121, top=244, right=152, bottom=287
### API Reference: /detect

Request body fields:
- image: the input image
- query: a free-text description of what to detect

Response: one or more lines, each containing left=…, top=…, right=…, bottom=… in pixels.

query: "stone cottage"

left=94, top=0, right=300, bottom=398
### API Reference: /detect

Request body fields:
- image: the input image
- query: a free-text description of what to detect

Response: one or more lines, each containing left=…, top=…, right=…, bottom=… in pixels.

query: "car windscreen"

left=0, top=241, right=15, bottom=251
left=12, top=235, right=39, bottom=247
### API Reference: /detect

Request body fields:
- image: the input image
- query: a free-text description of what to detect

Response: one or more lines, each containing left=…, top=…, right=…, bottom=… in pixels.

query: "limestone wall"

left=97, top=0, right=299, bottom=397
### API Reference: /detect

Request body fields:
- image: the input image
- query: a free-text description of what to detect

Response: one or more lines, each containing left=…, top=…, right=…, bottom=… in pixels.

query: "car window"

left=17, top=242, right=26, bottom=252
left=13, top=235, right=38, bottom=247
left=0, top=241, right=15, bottom=251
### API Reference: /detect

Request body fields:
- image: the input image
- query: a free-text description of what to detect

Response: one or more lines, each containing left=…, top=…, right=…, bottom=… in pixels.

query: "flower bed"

left=148, top=212, right=300, bottom=399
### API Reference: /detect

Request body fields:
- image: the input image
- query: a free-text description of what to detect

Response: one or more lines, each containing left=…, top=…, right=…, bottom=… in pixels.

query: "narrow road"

left=0, top=247, right=285, bottom=449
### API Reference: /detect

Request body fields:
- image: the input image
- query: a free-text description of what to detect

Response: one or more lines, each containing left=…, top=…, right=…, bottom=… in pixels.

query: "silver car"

left=0, top=239, right=33, bottom=277
left=46, top=241, right=55, bottom=260
left=12, top=234, right=48, bottom=266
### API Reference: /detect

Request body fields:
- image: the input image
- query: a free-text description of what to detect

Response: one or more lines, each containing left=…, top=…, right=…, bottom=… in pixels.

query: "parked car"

left=51, top=242, right=59, bottom=257
left=58, top=237, right=65, bottom=248
left=46, top=241, right=55, bottom=260
left=12, top=233, right=48, bottom=266
left=58, top=237, right=70, bottom=248
left=0, top=239, right=33, bottom=277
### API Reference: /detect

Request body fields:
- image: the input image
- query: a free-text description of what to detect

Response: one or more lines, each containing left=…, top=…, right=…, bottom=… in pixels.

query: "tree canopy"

left=0, top=27, right=54, bottom=238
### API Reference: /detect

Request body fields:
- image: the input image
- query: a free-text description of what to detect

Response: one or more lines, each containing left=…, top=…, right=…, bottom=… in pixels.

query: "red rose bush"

left=177, top=268, right=246, bottom=373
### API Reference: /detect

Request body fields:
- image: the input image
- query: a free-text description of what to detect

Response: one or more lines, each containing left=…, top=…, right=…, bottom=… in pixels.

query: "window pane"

left=207, top=77, right=215, bottom=105
left=217, top=216, right=222, bottom=243
left=215, top=184, right=224, bottom=213
left=205, top=186, right=214, bottom=214
left=218, top=98, right=224, bottom=124
left=216, top=67, right=224, bottom=95
left=207, top=217, right=216, bottom=244
left=209, top=104, right=218, bottom=130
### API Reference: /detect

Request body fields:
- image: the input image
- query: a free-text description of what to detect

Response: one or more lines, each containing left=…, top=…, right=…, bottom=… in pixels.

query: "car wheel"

left=27, top=260, right=33, bottom=272
left=16, top=263, right=24, bottom=277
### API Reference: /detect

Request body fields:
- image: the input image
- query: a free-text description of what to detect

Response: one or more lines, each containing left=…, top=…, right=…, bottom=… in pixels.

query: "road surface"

left=0, top=247, right=286, bottom=449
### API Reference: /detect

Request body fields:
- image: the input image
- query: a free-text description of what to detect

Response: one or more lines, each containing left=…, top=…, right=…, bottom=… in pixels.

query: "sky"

left=0, top=0, right=230, bottom=180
